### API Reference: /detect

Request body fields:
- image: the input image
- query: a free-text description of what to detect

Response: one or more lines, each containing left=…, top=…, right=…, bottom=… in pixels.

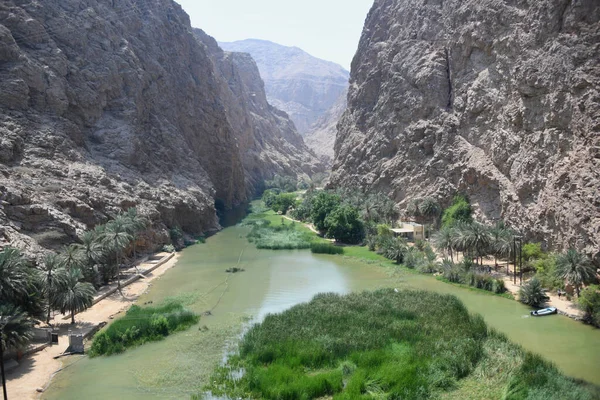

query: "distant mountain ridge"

left=219, top=39, right=349, bottom=136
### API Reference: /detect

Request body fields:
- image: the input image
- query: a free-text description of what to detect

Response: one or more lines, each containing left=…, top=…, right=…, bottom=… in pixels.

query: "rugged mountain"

left=219, top=39, right=350, bottom=136
left=305, top=88, right=348, bottom=164
left=0, top=0, right=320, bottom=256
left=331, top=0, right=600, bottom=259
left=194, top=30, right=323, bottom=191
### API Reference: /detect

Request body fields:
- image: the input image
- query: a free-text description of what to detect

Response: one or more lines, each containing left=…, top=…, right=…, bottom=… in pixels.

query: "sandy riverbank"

left=5, top=252, right=180, bottom=400
left=449, top=252, right=584, bottom=319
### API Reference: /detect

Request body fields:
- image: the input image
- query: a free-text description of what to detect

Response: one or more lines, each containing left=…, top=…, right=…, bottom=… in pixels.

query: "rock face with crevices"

left=219, top=39, right=350, bottom=136
left=0, top=0, right=321, bottom=257
left=330, top=0, right=600, bottom=260
left=195, top=29, right=323, bottom=192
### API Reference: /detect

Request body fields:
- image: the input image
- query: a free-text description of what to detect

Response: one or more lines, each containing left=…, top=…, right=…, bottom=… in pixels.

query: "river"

left=43, top=222, right=600, bottom=399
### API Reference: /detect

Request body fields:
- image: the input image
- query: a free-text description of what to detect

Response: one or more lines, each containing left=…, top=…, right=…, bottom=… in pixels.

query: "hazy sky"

left=174, top=0, right=374, bottom=70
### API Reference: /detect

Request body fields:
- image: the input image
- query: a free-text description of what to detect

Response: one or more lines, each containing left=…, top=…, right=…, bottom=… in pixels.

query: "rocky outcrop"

left=194, top=30, right=323, bottom=192
left=305, top=88, right=348, bottom=165
left=219, top=39, right=350, bottom=136
left=0, top=0, right=319, bottom=256
left=331, top=0, right=600, bottom=259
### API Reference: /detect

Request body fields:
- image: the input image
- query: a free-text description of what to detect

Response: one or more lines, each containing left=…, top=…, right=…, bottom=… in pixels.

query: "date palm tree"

left=0, top=247, right=29, bottom=304
left=383, top=238, right=408, bottom=264
left=419, top=197, right=441, bottom=237
left=457, top=222, right=492, bottom=266
left=102, top=216, right=133, bottom=290
left=0, top=304, right=33, bottom=400
left=519, top=277, right=547, bottom=307
left=76, top=230, right=103, bottom=284
left=556, top=249, right=596, bottom=297
left=40, top=254, right=66, bottom=324
left=490, top=222, right=514, bottom=274
left=123, top=208, right=149, bottom=265
left=52, top=268, right=95, bottom=324
left=433, top=225, right=454, bottom=262
left=59, top=244, right=84, bottom=272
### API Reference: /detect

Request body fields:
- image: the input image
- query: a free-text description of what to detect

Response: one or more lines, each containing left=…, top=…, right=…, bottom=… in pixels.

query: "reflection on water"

left=43, top=222, right=600, bottom=399
left=255, top=253, right=349, bottom=321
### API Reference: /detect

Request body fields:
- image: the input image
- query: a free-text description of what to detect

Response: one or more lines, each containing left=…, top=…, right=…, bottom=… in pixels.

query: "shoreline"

left=5, top=251, right=180, bottom=400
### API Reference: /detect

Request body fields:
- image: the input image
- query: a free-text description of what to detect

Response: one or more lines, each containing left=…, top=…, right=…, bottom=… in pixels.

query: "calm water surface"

left=43, top=223, right=600, bottom=399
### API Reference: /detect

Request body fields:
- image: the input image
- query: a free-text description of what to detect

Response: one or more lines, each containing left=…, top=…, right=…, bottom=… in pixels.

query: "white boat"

left=530, top=307, right=557, bottom=316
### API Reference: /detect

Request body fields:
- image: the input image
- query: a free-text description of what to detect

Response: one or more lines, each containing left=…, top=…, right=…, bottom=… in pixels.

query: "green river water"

left=43, top=222, right=600, bottom=399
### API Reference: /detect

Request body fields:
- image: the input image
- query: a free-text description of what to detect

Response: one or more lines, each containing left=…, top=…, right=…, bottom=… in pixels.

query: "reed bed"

left=89, top=301, right=199, bottom=356
left=206, top=289, right=597, bottom=399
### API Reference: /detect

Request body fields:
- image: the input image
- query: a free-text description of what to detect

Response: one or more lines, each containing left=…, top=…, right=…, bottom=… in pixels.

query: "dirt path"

left=5, top=252, right=180, bottom=400
left=441, top=251, right=583, bottom=319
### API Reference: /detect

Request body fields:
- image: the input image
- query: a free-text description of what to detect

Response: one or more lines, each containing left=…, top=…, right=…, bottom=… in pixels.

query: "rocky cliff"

left=331, top=0, right=600, bottom=259
left=219, top=39, right=350, bottom=137
left=0, top=0, right=320, bottom=255
left=305, top=88, right=348, bottom=164
left=195, top=30, right=323, bottom=191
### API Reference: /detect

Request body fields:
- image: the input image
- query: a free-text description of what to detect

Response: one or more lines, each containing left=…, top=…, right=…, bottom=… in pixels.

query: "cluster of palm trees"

left=432, top=221, right=597, bottom=297
left=0, top=208, right=149, bottom=365
left=432, top=221, right=515, bottom=268
left=335, top=189, right=398, bottom=226
left=406, top=197, right=442, bottom=236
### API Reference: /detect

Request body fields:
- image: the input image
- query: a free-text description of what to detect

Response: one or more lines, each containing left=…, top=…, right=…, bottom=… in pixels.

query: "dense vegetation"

left=206, top=290, right=597, bottom=399
left=310, top=243, right=344, bottom=255
left=245, top=218, right=313, bottom=250
left=0, top=207, right=178, bottom=353
left=89, top=300, right=198, bottom=356
left=578, top=285, right=600, bottom=327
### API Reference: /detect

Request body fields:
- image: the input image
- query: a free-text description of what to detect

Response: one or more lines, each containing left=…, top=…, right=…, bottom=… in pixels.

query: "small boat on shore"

left=530, top=307, right=558, bottom=316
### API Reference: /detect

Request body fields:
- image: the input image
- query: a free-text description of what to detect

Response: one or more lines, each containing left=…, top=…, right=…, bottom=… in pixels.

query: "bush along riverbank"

left=89, top=300, right=199, bottom=356
left=203, top=289, right=598, bottom=400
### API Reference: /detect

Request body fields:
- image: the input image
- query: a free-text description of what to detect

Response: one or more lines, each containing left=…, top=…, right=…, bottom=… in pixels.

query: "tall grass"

left=206, top=290, right=596, bottom=400
left=310, top=243, right=344, bottom=255
left=208, top=289, right=488, bottom=399
left=89, top=301, right=199, bottom=356
left=244, top=219, right=312, bottom=250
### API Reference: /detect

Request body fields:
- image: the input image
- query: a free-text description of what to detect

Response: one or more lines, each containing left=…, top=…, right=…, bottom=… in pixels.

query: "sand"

left=5, top=252, right=180, bottom=400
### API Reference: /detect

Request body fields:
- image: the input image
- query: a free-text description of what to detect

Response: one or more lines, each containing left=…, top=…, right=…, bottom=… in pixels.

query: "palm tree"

left=556, top=249, right=596, bottom=297
left=59, top=244, right=84, bottom=272
left=123, top=208, right=149, bottom=264
left=102, top=216, right=133, bottom=289
left=52, top=268, right=95, bottom=324
left=40, top=254, right=66, bottom=324
left=433, top=226, right=454, bottom=262
left=0, top=304, right=34, bottom=399
left=0, top=247, right=29, bottom=303
left=459, top=222, right=492, bottom=266
left=490, top=225, right=514, bottom=275
left=419, top=197, right=441, bottom=237
left=383, top=238, right=408, bottom=264
left=76, top=231, right=103, bottom=284
left=365, top=235, right=378, bottom=252
left=519, top=277, right=547, bottom=307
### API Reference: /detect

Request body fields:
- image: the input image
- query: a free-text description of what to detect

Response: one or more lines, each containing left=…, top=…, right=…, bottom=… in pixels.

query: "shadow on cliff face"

left=216, top=199, right=250, bottom=228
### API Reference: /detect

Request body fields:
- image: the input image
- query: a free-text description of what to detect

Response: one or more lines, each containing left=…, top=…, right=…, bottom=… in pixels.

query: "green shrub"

left=310, top=191, right=341, bottom=232
left=246, top=219, right=312, bottom=250
left=89, top=301, right=198, bottom=357
left=324, top=205, right=365, bottom=244
left=262, top=189, right=280, bottom=208
left=271, top=193, right=297, bottom=214
left=519, top=277, right=547, bottom=308
left=533, top=255, right=563, bottom=290
left=441, top=195, right=473, bottom=228
left=578, top=285, right=600, bottom=327
left=310, top=243, right=344, bottom=255
left=523, top=243, right=545, bottom=262
left=162, top=244, right=176, bottom=253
